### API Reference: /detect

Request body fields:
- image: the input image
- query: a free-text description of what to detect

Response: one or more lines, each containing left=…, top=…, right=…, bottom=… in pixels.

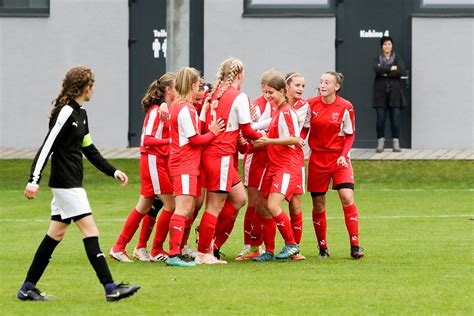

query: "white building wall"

left=203, top=0, right=335, bottom=101
left=412, top=18, right=473, bottom=149
left=1, top=2, right=472, bottom=151
left=0, top=0, right=128, bottom=149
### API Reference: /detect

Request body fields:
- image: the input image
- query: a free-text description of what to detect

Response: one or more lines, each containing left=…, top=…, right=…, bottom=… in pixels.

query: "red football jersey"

left=306, top=95, right=355, bottom=152
left=292, top=98, right=309, bottom=164
left=251, top=95, right=268, bottom=121
left=194, top=88, right=211, bottom=116
left=267, top=103, right=301, bottom=169
left=140, top=104, right=170, bottom=156
left=201, top=86, right=252, bottom=157
left=168, top=100, right=201, bottom=176
left=246, top=96, right=276, bottom=154
left=292, top=98, right=309, bottom=132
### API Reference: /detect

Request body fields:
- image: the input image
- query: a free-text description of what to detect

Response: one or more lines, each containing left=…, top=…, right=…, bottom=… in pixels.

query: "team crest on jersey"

left=331, top=112, right=339, bottom=122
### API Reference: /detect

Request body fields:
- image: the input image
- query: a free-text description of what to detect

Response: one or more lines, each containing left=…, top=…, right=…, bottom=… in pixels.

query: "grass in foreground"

left=0, top=160, right=473, bottom=315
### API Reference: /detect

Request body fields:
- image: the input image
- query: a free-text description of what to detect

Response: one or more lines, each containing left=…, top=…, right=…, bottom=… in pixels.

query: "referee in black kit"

left=17, top=66, right=140, bottom=302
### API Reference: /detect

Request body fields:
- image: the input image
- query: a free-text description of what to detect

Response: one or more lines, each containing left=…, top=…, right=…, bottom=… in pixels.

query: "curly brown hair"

left=50, top=66, right=95, bottom=118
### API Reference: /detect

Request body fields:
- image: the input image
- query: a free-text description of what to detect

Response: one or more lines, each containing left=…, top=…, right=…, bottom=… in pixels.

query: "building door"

left=336, top=0, right=412, bottom=148
left=129, top=0, right=167, bottom=147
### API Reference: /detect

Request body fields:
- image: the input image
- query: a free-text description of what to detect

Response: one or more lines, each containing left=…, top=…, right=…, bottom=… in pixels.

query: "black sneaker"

left=180, top=254, right=195, bottom=262
left=351, top=246, right=364, bottom=260
left=17, top=287, right=50, bottom=301
left=213, top=248, right=225, bottom=260
left=319, top=248, right=330, bottom=259
left=194, top=225, right=200, bottom=244
left=106, top=283, right=141, bottom=302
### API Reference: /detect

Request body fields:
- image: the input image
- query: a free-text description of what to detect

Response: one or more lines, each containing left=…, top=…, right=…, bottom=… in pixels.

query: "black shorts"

left=51, top=213, right=91, bottom=225
left=310, top=183, right=355, bottom=197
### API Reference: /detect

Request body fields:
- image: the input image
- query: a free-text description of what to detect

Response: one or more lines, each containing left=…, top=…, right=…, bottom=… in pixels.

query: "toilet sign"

left=152, top=29, right=167, bottom=59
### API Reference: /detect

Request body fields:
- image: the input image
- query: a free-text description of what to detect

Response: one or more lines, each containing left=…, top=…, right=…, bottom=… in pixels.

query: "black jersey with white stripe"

left=29, top=100, right=116, bottom=188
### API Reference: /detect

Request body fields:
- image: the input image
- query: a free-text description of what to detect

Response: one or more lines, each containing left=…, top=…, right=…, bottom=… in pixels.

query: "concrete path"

left=1, top=147, right=473, bottom=160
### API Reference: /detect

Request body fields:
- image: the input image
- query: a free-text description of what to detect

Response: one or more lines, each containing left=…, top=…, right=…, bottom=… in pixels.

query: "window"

left=243, top=0, right=336, bottom=17
left=414, top=0, right=474, bottom=16
left=421, top=0, right=473, bottom=7
left=0, top=0, right=50, bottom=17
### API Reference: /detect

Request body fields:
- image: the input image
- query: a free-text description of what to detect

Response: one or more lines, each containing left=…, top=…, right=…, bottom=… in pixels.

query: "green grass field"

left=1, top=159, right=473, bottom=315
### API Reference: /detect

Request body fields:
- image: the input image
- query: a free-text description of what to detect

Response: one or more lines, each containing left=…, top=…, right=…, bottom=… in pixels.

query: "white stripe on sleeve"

left=31, top=105, right=73, bottom=184
left=295, top=102, right=309, bottom=131
left=145, top=108, right=158, bottom=135
left=178, top=106, right=197, bottom=146
left=340, top=109, right=354, bottom=135
left=235, top=93, right=252, bottom=125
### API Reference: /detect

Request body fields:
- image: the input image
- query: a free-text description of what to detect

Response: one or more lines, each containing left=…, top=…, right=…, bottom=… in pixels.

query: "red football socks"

left=180, top=217, right=194, bottom=248
left=262, top=216, right=276, bottom=254
left=343, top=204, right=360, bottom=246
left=214, top=201, right=238, bottom=249
left=250, top=212, right=264, bottom=247
left=243, top=206, right=256, bottom=245
left=136, top=214, right=156, bottom=249
left=197, top=211, right=218, bottom=253
left=113, top=209, right=145, bottom=251
left=312, top=209, right=328, bottom=249
left=290, top=212, right=303, bottom=245
left=151, top=209, right=173, bottom=252
left=168, top=213, right=187, bottom=256
left=273, top=211, right=296, bottom=245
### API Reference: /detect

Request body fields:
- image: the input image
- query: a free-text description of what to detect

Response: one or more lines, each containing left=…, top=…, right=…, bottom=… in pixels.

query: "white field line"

left=358, top=188, right=474, bottom=192
left=1, top=214, right=473, bottom=223
left=1, top=188, right=473, bottom=194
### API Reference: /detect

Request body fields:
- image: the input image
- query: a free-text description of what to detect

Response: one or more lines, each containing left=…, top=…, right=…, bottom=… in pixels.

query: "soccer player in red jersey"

left=251, top=75, right=303, bottom=261
left=110, top=73, right=176, bottom=263
left=179, top=79, right=212, bottom=259
left=236, top=69, right=280, bottom=260
left=304, top=71, right=364, bottom=259
left=167, top=67, right=225, bottom=267
left=196, top=58, right=263, bottom=264
left=285, top=72, right=310, bottom=260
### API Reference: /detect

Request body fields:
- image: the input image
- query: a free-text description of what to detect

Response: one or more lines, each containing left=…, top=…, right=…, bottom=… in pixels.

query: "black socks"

left=24, top=234, right=60, bottom=286
left=149, top=199, right=164, bottom=218
left=83, top=236, right=114, bottom=286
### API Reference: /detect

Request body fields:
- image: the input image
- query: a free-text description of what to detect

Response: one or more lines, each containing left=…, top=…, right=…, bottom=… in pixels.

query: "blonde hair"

left=285, top=71, right=303, bottom=84
left=260, top=68, right=280, bottom=85
left=175, top=67, right=200, bottom=101
left=209, top=58, right=244, bottom=105
left=324, top=70, right=344, bottom=94
left=141, top=72, right=175, bottom=112
left=50, top=66, right=95, bottom=118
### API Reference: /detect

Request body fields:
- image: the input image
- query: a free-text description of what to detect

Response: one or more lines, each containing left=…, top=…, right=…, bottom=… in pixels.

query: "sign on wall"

left=152, top=29, right=167, bottom=59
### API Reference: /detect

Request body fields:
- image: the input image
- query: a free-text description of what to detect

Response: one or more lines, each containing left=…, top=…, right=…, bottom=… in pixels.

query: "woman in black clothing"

left=18, top=66, right=140, bottom=302
left=373, top=36, right=406, bottom=153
